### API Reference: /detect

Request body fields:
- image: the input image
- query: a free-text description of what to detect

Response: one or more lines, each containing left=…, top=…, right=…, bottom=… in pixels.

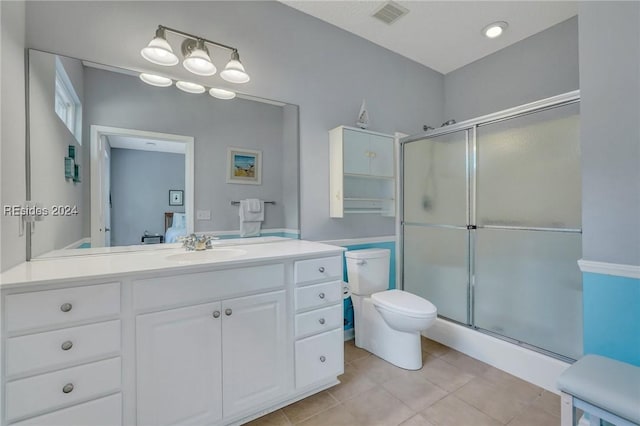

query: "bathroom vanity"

left=0, top=238, right=345, bottom=426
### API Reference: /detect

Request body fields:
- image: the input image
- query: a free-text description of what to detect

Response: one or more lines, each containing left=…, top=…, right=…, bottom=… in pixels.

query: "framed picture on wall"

left=226, top=147, right=262, bottom=185
left=169, top=190, right=184, bottom=206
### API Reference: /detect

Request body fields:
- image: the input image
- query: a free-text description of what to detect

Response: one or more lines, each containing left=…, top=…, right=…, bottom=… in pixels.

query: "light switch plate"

left=196, top=210, right=211, bottom=220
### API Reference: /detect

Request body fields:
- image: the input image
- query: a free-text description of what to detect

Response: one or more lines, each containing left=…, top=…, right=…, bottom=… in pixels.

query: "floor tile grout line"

left=291, top=399, right=344, bottom=425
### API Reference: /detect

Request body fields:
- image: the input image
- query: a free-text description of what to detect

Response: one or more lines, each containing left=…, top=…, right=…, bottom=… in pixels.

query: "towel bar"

left=230, top=201, right=276, bottom=205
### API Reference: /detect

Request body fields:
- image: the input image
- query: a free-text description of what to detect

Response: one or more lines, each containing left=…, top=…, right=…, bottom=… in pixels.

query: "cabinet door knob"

left=61, top=341, right=73, bottom=351
left=319, top=356, right=326, bottom=363
left=318, top=318, right=325, bottom=325
left=318, top=293, right=325, bottom=299
left=60, top=303, right=73, bottom=313
left=225, top=308, right=232, bottom=316
left=318, top=266, right=325, bottom=273
left=212, top=311, right=221, bottom=318
left=62, top=383, right=74, bottom=394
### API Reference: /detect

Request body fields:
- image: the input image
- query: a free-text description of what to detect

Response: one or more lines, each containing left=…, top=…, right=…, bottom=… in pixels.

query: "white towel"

left=239, top=199, right=264, bottom=237
left=240, top=221, right=261, bottom=237
left=247, top=198, right=262, bottom=213
left=239, top=200, right=264, bottom=221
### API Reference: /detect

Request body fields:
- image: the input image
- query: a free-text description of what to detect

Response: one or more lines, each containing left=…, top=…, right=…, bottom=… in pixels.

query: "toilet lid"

left=371, top=290, right=437, bottom=318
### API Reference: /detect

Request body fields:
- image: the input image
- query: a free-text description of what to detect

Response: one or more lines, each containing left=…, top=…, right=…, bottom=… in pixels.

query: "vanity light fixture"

left=483, top=21, right=508, bottom=39
left=220, top=51, right=250, bottom=83
left=141, top=25, right=250, bottom=83
left=182, top=39, right=217, bottom=76
left=209, top=87, right=236, bottom=100
left=140, top=27, right=179, bottom=66
left=138, top=72, right=237, bottom=100
left=176, top=81, right=206, bottom=94
left=139, top=73, right=172, bottom=87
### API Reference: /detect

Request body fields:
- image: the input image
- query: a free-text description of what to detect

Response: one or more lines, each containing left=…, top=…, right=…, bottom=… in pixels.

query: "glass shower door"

left=403, top=129, right=470, bottom=324
left=473, top=102, right=582, bottom=359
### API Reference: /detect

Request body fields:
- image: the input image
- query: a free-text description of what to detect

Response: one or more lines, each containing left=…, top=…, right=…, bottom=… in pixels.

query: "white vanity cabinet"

left=3, top=282, right=122, bottom=426
left=293, top=256, right=344, bottom=389
left=0, top=240, right=345, bottom=426
left=330, top=125, right=396, bottom=217
left=136, top=290, right=288, bottom=426
left=136, top=302, right=223, bottom=426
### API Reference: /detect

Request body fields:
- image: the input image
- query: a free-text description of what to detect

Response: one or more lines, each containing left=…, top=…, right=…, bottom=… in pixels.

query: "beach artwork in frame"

left=227, top=147, right=262, bottom=185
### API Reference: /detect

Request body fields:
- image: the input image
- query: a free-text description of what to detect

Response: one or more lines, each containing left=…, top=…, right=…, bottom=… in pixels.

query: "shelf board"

left=344, top=210, right=394, bottom=215
left=344, top=197, right=394, bottom=202
left=344, top=173, right=394, bottom=180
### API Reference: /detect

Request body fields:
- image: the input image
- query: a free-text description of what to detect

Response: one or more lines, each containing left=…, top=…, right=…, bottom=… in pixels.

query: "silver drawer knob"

left=318, top=266, right=325, bottom=273
left=318, top=318, right=325, bottom=325
left=319, top=356, right=326, bottom=363
left=60, top=303, right=73, bottom=313
left=318, top=293, right=325, bottom=299
left=225, top=308, right=232, bottom=316
left=62, top=383, right=74, bottom=394
left=61, top=341, right=73, bottom=351
left=213, top=311, right=221, bottom=318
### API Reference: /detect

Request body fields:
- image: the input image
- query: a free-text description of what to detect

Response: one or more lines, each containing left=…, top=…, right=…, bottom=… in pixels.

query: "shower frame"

left=398, top=90, right=581, bottom=362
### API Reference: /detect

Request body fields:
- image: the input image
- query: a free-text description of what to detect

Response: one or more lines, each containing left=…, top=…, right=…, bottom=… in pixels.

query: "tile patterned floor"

left=245, top=337, right=561, bottom=426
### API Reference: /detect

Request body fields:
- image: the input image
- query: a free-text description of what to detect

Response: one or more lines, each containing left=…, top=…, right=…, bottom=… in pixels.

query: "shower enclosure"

left=400, top=91, right=582, bottom=361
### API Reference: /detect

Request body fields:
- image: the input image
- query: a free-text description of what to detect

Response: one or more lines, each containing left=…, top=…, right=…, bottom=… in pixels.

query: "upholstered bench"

left=557, top=354, right=640, bottom=426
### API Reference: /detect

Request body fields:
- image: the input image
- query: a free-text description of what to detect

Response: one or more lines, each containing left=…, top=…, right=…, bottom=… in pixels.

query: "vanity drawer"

left=134, top=264, right=284, bottom=311
left=295, top=280, right=342, bottom=312
left=294, top=256, right=342, bottom=284
left=11, top=393, right=122, bottom=426
left=6, top=357, right=121, bottom=422
left=295, top=328, right=343, bottom=389
left=7, top=320, right=121, bottom=378
left=6, top=283, right=121, bottom=334
left=295, top=304, right=343, bottom=339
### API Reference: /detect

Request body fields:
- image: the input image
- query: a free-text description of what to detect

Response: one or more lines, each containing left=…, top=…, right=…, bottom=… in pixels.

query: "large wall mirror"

left=27, top=49, right=300, bottom=259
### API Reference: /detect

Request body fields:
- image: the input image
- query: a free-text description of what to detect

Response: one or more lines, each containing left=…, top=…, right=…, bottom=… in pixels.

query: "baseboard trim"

left=578, top=259, right=640, bottom=279
left=319, top=236, right=395, bottom=246
left=62, top=237, right=90, bottom=250
left=343, top=328, right=355, bottom=341
left=423, top=318, right=570, bottom=395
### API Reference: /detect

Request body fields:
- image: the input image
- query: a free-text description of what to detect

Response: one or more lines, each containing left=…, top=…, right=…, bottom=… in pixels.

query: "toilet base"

left=352, top=295, right=423, bottom=370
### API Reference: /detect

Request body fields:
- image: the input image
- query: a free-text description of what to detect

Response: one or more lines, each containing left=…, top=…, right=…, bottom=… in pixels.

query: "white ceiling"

left=107, top=135, right=186, bottom=154
left=281, top=1, right=578, bottom=74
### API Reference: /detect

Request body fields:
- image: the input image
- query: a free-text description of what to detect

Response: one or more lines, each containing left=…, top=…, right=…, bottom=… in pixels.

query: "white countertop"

left=0, top=238, right=345, bottom=289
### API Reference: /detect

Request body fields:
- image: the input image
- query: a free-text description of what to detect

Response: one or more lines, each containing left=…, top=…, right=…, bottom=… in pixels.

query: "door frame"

left=90, top=125, right=194, bottom=247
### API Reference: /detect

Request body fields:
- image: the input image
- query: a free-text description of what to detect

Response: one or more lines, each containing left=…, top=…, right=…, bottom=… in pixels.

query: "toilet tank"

left=345, top=248, right=390, bottom=295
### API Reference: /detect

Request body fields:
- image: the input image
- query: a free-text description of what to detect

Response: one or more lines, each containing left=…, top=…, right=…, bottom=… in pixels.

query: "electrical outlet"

left=196, top=210, right=211, bottom=220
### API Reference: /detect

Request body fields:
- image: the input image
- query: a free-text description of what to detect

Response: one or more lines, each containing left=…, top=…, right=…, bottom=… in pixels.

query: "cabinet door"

left=136, top=302, right=222, bottom=426
left=343, top=129, right=370, bottom=175
left=369, top=134, right=395, bottom=177
left=222, top=290, right=288, bottom=417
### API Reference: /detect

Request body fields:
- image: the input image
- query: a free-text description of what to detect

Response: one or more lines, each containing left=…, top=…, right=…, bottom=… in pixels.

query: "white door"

left=343, top=129, right=370, bottom=175
left=91, top=135, right=111, bottom=248
left=136, top=302, right=223, bottom=426
left=369, top=134, right=395, bottom=177
left=222, top=290, right=288, bottom=417
left=102, top=141, right=111, bottom=246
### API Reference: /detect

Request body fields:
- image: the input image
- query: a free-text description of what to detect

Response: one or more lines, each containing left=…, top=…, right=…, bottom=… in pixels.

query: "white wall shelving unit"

left=329, top=126, right=396, bottom=217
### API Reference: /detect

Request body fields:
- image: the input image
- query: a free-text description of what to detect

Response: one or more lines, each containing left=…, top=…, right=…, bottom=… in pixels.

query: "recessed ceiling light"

left=139, top=73, right=172, bottom=87
left=483, top=21, right=508, bottom=39
left=176, top=81, right=206, bottom=94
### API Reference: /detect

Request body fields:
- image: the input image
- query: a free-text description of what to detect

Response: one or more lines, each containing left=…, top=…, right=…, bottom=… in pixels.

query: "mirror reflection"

left=28, top=49, right=299, bottom=258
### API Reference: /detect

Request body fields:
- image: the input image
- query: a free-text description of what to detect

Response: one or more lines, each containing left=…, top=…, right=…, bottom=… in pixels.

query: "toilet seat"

left=371, top=289, right=437, bottom=319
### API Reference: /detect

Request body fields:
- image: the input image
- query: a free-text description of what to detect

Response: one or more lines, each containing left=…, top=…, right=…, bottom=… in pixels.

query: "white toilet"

left=346, top=248, right=437, bottom=370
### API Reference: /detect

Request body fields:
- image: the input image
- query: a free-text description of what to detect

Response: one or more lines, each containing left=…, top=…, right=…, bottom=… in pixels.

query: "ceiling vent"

left=372, top=1, right=409, bottom=25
